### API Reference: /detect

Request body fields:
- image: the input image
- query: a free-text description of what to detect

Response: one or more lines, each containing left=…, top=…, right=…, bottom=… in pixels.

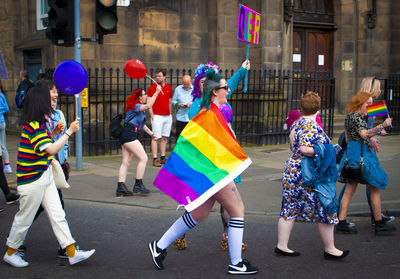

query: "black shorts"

left=119, top=124, right=139, bottom=145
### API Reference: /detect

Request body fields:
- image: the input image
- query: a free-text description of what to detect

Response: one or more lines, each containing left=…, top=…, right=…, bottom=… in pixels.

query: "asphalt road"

left=1, top=199, right=399, bottom=279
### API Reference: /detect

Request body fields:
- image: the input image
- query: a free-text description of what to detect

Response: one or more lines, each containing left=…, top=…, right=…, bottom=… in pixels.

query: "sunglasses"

left=217, top=84, right=229, bottom=91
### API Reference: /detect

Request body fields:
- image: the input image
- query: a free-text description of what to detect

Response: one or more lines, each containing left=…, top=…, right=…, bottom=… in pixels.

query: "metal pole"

left=74, top=0, right=83, bottom=171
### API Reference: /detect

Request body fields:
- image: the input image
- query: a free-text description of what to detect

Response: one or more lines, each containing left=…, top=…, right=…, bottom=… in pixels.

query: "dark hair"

left=23, top=87, right=52, bottom=124
left=300, top=91, right=321, bottom=115
left=200, top=69, right=222, bottom=110
left=125, top=88, right=144, bottom=111
left=36, top=79, right=56, bottom=91
left=37, top=73, right=46, bottom=81
left=156, top=68, right=167, bottom=76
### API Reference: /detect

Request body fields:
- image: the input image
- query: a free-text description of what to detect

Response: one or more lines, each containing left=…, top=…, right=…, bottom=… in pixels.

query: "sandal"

left=173, top=235, right=188, bottom=250
left=220, top=233, right=247, bottom=251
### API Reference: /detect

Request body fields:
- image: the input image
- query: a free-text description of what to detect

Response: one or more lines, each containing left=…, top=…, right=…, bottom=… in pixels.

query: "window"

left=36, top=0, right=49, bottom=30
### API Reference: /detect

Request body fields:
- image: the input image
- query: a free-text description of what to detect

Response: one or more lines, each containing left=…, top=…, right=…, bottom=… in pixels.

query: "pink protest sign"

left=236, top=4, right=261, bottom=45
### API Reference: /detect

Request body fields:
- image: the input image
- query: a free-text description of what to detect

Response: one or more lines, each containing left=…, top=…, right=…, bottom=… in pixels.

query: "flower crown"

left=195, top=62, right=219, bottom=77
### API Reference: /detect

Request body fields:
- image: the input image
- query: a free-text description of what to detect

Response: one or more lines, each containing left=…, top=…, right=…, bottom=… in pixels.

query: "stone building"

left=0, top=0, right=399, bottom=133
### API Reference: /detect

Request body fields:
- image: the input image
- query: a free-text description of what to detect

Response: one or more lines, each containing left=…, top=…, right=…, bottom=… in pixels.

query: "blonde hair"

left=346, top=91, right=371, bottom=114
left=359, top=76, right=381, bottom=99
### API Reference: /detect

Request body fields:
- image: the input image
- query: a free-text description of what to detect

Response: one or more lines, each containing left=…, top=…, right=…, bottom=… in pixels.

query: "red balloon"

left=124, top=59, right=147, bottom=79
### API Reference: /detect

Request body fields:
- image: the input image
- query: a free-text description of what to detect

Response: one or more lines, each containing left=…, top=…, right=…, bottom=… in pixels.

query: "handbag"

left=339, top=142, right=365, bottom=183
left=51, top=159, right=70, bottom=189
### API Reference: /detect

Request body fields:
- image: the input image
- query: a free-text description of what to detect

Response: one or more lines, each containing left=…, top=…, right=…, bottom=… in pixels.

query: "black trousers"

left=176, top=120, right=189, bottom=138
left=0, top=156, right=10, bottom=197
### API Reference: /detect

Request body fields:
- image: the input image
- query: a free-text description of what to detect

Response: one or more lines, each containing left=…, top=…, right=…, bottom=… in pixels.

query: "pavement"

left=3, top=133, right=400, bottom=217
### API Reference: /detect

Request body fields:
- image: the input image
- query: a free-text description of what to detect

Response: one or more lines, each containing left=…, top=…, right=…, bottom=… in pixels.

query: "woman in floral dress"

left=275, top=91, right=349, bottom=259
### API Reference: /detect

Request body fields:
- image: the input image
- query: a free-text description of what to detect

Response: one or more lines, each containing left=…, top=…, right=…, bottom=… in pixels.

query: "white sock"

left=228, top=217, right=244, bottom=265
left=157, top=212, right=197, bottom=250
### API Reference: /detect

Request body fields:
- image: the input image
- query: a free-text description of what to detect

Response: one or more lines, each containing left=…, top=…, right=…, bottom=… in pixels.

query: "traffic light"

left=45, top=0, right=75, bottom=47
left=96, top=0, right=118, bottom=43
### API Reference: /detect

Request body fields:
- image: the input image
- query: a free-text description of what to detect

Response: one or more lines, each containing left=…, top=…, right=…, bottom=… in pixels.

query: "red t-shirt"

left=147, top=83, right=173, bottom=115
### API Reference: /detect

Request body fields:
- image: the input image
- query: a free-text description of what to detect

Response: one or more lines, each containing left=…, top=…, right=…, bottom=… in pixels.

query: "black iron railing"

left=57, top=68, right=335, bottom=156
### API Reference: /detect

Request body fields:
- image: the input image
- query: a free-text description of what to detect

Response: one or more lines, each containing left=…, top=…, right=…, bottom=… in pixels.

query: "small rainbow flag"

left=154, top=103, right=251, bottom=212
left=366, top=101, right=389, bottom=117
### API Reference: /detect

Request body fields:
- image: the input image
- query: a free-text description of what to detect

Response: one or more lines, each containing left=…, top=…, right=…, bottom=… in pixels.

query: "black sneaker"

left=375, top=220, right=396, bottom=235
left=228, top=259, right=258, bottom=275
left=148, top=240, right=167, bottom=270
left=371, top=214, right=395, bottom=226
left=6, top=193, right=20, bottom=204
left=57, top=247, right=68, bottom=259
left=336, top=220, right=358, bottom=234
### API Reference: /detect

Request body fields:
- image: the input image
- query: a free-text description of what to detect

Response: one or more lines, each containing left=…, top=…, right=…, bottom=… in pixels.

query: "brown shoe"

left=153, top=158, right=161, bottom=167
left=160, top=157, right=167, bottom=164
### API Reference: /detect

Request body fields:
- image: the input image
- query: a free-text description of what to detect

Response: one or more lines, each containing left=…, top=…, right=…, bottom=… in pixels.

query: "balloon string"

left=146, top=75, right=164, bottom=95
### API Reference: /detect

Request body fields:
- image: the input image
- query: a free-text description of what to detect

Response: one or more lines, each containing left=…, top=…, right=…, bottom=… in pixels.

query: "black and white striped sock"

left=228, top=217, right=244, bottom=265
left=157, top=212, right=198, bottom=250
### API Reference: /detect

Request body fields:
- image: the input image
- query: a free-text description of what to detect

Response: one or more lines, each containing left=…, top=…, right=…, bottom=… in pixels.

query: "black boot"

left=375, top=219, right=396, bottom=235
left=133, top=179, right=150, bottom=194
left=336, top=220, right=358, bottom=234
left=116, top=182, right=133, bottom=197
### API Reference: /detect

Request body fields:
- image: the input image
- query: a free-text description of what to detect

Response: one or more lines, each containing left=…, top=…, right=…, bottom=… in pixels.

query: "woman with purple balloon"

left=174, top=60, right=250, bottom=251
left=3, top=86, right=95, bottom=268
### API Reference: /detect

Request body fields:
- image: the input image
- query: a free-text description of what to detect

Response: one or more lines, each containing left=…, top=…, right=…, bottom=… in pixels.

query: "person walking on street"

left=275, top=92, right=348, bottom=260
left=147, top=69, right=173, bottom=167
left=336, top=91, right=396, bottom=235
left=337, top=77, right=394, bottom=233
left=3, top=86, right=95, bottom=268
left=149, top=69, right=258, bottom=275
left=174, top=60, right=250, bottom=251
left=116, top=86, right=162, bottom=196
left=172, top=75, right=192, bottom=137
left=22, top=78, right=72, bottom=258
left=0, top=80, right=13, bottom=173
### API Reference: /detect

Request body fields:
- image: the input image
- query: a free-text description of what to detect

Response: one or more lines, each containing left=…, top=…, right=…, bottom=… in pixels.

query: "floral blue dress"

left=280, top=117, right=338, bottom=224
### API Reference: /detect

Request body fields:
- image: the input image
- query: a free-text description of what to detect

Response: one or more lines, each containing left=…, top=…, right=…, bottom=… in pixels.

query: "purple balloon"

left=54, top=60, right=88, bottom=95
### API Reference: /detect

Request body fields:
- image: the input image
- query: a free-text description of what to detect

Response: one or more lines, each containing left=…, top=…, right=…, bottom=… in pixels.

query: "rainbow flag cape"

left=154, top=103, right=252, bottom=212
left=366, top=101, right=389, bottom=117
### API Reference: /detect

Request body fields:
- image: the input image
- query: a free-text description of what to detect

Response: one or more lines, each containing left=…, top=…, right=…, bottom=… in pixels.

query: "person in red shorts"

left=147, top=69, right=173, bottom=167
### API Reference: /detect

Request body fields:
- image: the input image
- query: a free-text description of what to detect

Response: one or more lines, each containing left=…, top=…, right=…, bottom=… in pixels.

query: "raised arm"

left=226, top=60, right=250, bottom=99
left=140, top=85, right=161, bottom=111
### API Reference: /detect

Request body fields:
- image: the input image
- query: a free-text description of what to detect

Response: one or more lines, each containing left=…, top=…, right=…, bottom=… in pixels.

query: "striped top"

left=17, top=121, right=53, bottom=185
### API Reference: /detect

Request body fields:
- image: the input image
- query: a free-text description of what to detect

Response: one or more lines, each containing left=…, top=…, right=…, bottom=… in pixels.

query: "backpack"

left=15, top=80, right=34, bottom=108
left=109, top=114, right=124, bottom=139
left=109, top=112, right=137, bottom=139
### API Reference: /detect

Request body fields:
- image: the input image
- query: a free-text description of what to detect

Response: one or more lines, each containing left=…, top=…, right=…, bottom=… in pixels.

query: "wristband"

left=65, top=132, right=71, bottom=137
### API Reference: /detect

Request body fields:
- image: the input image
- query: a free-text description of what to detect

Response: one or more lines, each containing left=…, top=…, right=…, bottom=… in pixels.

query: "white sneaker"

left=68, top=249, right=95, bottom=265
left=3, top=164, right=12, bottom=174
left=3, top=252, right=29, bottom=267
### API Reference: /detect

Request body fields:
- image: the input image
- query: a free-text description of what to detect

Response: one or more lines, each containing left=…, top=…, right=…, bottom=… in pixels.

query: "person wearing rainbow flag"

left=337, top=91, right=395, bottom=235
left=174, top=60, right=250, bottom=252
left=149, top=68, right=258, bottom=275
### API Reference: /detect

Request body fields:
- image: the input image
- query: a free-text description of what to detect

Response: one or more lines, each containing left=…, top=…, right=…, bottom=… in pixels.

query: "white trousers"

left=6, top=166, right=75, bottom=249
